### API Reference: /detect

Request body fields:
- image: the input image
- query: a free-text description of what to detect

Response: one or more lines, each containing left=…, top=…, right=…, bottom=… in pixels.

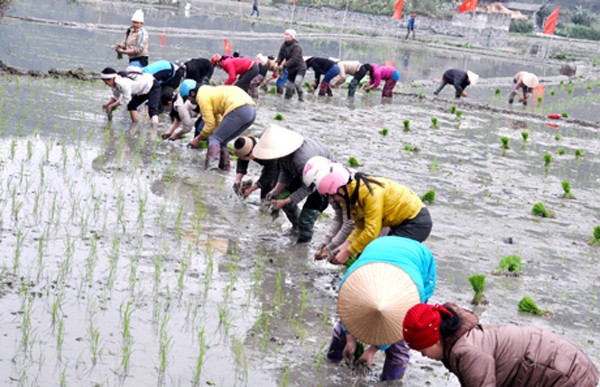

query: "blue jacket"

left=143, top=60, right=179, bottom=86
left=407, top=16, right=415, bottom=29
left=339, top=236, right=436, bottom=304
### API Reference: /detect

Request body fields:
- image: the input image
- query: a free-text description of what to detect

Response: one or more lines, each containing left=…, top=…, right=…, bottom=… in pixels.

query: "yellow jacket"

left=195, top=85, right=256, bottom=137
left=345, top=176, right=423, bottom=255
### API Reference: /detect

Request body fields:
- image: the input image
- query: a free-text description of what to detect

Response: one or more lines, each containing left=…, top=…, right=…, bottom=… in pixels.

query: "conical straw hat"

left=338, top=262, right=421, bottom=346
left=252, top=124, right=304, bottom=160
left=522, top=72, right=539, bottom=88
left=467, top=71, right=479, bottom=86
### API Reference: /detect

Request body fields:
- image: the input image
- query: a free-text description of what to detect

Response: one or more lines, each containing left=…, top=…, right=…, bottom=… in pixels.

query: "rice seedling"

left=428, top=159, right=439, bottom=170
left=21, top=292, right=34, bottom=348
left=56, top=319, right=64, bottom=356
left=231, top=336, right=248, bottom=380
left=378, top=128, right=388, bottom=136
left=521, top=132, right=529, bottom=142
left=561, top=181, right=574, bottom=199
left=544, top=153, right=552, bottom=167
left=217, top=303, right=231, bottom=334
left=88, top=319, right=101, bottom=365
left=275, top=268, right=284, bottom=307
left=557, top=147, right=565, bottom=155
left=51, top=292, right=63, bottom=326
left=537, top=97, right=543, bottom=104
left=274, top=113, right=284, bottom=121
left=13, top=229, right=24, bottom=274
left=137, top=192, right=147, bottom=227
left=84, top=236, right=98, bottom=284
left=518, top=296, right=551, bottom=317
left=575, top=149, right=584, bottom=158
left=455, top=110, right=463, bottom=120
left=555, top=134, right=561, bottom=141
left=468, top=274, right=488, bottom=305
left=404, top=145, right=414, bottom=152
left=175, top=203, right=184, bottom=241
left=304, top=81, right=313, bottom=92
left=347, top=156, right=363, bottom=167
left=268, top=86, right=276, bottom=95
left=492, top=255, right=522, bottom=276
left=531, top=202, right=553, bottom=218
left=561, top=112, right=569, bottom=118
left=495, top=87, right=501, bottom=95
left=589, top=226, right=600, bottom=246
left=450, top=105, right=456, bottom=114
left=567, top=86, right=573, bottom=95
left=431, top=117, right=439, bottom=129
left=344, top=254, right=358, bottom=268
left=403, top=119, right=410, bottom=132
left=500, top=137, right=509, bottom=150
left=193, top=328, right=208, bottom=385
left=420, top=190, right=436, bottom=204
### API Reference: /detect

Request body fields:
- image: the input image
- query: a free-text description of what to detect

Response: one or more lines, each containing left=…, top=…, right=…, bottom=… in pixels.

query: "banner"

left=393, top=0, right=404, bottom=20
left=458, top=0, right=477, bottom=13
left=543, top=6, right=560, bottom=35
left=223, top=39, right=232, bottom=55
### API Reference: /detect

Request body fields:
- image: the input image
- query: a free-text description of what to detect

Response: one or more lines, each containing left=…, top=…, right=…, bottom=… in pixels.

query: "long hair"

left=342, top=172, right=384, bottom=219
left=439, top=305, right=462, bottom=339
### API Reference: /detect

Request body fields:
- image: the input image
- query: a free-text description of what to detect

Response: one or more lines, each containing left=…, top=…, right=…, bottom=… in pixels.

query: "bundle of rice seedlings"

left=347, top=157, right=363, bottom=167
left=431, top=117, right=439, bottom=129
left=561, top=181, right=574, bottom=199
left=518, top=296, right=551, bottom=317
left=468, top=274, right=488, bottom=305
left=379, top=128, right=388, bottom=136
left=274, top=113, right=284, bottom=121
left=492, top=255, right=522, bottom=276
left=500, top=137, right=510, bottom=149
left=420, top=190, right=435, bottom=204
left=531, top=202, right=553, bottom=218
left=590, top=226, right=600, bottom=246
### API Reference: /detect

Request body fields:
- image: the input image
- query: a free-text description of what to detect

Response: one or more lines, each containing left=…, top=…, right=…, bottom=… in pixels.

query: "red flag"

left=458, top=0, right=477, bottom=13
left=223, top=39, right=232, bottom=55
left=543, top=6, right=560, bottom=35
left=393, top=0, right=404, bottom=20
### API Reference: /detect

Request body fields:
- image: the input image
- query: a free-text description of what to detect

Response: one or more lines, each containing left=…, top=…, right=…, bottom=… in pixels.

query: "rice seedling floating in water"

left=379, top=128, right=388, bottom=136
left=561, top=181, right=574, bottom=199
left=561, top=112, right=569, bottom=118
left=557, top=147, right=565, bottom=155
left=468, top=274, right=488, bottom=305
left=431, top=117, right=439, bottom=129
left=531, top=202, right=553, bottom=218
left=518, top=296, right=551, bottom=317
left=521, top=132, right=529, bottom=142
left=274, top=113, right=284, bottom=121
left=544, top=153, right=552, bottom=167
left=348, top=156, right=363, bottom=167
left=403, top=119, right=410, bottom=132
left=495, top=88, right=501, bottom=95
left=590, top=226, right=600, bottom=246
left=555, top=134, right=561, bottom=141
left=492, top=255, right=522, bottom=276
left=420, top=190, right=435, bottom=204
left=575, top=149, right=584, bottom=158
left=500, top=137, right=509, bottom=149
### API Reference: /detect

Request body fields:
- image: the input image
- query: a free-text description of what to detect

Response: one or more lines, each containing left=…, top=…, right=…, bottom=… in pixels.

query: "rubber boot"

left=296, top=207, right=319, bottom=243
left=327, top=321, right=347, bottom=363
left=276, top=86, right=284, bottom=95
left=205, top=144, right=221, bottom=170
left=318, top=81, right=328, bottom=96
left=433, top=81, right=446, bottom=96
left=218, top=146, right=231, bottom=171
left=381, top=340, right=410, bottom=381
left=348, top=78, right=359, bottom=98
left=282, top=202, right=300, bottom=234
left=284, top=86, right=295, bottom=100
left=326, top=84, right=333, bottom=97
left=297, top=88, right=304, bottom=102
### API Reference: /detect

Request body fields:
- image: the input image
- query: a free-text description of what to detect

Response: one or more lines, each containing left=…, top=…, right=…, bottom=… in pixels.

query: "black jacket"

left=185, top=58, right=214, bottom=85
left=442, top=69, right=470, bottom=96
left=306, top=57, right=336, bottom=84
left=276, top=39, right=306, bottom=74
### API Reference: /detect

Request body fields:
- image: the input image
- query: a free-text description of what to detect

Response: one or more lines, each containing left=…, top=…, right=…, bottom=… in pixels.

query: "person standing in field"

left=406, top=13, right=416, bottom=40
left=250, top=0, right=259, bottom=17
left=112, top=9, right=149, bottom=67
left=276, top=29, right=307, bottom=102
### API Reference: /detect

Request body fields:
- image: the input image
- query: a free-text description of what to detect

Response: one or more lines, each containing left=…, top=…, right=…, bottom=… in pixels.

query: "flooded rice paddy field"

left=0, top=71, right=599, bottom=386
left=1, top=1, right=600, bottom=386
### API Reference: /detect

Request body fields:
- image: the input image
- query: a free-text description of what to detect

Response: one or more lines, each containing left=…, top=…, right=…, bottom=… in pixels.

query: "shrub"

left=509, top=20, right=533, bottom=34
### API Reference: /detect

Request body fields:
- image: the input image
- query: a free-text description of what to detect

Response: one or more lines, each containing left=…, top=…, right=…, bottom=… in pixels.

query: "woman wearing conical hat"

left=508, top=71, right=539, bottom=106
left=327, top=236, right=437, bottom=381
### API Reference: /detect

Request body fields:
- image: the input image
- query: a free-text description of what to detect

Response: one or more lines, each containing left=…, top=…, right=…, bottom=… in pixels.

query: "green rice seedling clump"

left=420, top=190, right=435, bottom=204
left=590, top=226, right=600, bottom=246
left=495, top=87, right=501, bottom=95
left=274, top=113, right=284, bottom=121
left=521, top=132, right=528, bottom=142
left=518, top=296, right=550, bottom=316
left=379, top=128, right=388, bottom=136
left=455, top=110, right=463, bottom=119
left=403, top=119, right=410, bottom=132
left=500, top=137, right=510, bottom=149
left=550, top=90, right=555, bottom=96
left=450, top=105, right=456, bottom=114
left=555, top=134, right=561, bottom=141
left=537, top=97, right=543, bottom=103
left=561, top=112, right=569, bottom=118
left=468, top=274, right=488, bottom=305
left=557, top=147, right=565, bottom=155
left=347, top=157, right=363, bottom=167
left=575, top=149, right=584, bottom=158
left=561, top=181, right=574, bottom=199
left=431, top=117, right=439, bottom=129
left=268, top=87, right=276, bottom=95
left=493, top=255, right=522, bottom=276
left=531, top=202, right=553, bottom=218
left=544, top=153, right=552, bottom=167
left=404, top=145, right=414, bottom=152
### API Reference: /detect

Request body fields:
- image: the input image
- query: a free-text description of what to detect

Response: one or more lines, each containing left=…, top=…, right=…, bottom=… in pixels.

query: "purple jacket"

left=368, top=64, right=397, bottom=88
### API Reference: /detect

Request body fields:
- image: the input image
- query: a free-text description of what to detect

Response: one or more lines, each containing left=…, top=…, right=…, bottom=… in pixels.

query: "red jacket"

left=220, top=57, right=254, bottom=85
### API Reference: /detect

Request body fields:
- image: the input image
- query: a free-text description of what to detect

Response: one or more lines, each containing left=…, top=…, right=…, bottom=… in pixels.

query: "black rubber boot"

left=282, top=203, right=300, bottom=234
left=296, top=208, right=319, bottom=243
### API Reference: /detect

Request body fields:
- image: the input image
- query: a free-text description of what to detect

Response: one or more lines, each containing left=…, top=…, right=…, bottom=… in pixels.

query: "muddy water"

left=1, top=1, right=600, bottom=387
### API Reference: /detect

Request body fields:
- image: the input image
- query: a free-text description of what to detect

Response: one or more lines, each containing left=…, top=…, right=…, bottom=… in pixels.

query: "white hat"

left=252, top=124, right=304, bottom=160
left=131, top=9, right=144, bottom=23
left=522, top=72, right=539, bottom=88
left=256, top=53, right=268, bottom=66
left=284, top=29, right=297, bottom=40
left=467, top=71, right=479, bottom=86
left=338, top=263, right=421, bottom=346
